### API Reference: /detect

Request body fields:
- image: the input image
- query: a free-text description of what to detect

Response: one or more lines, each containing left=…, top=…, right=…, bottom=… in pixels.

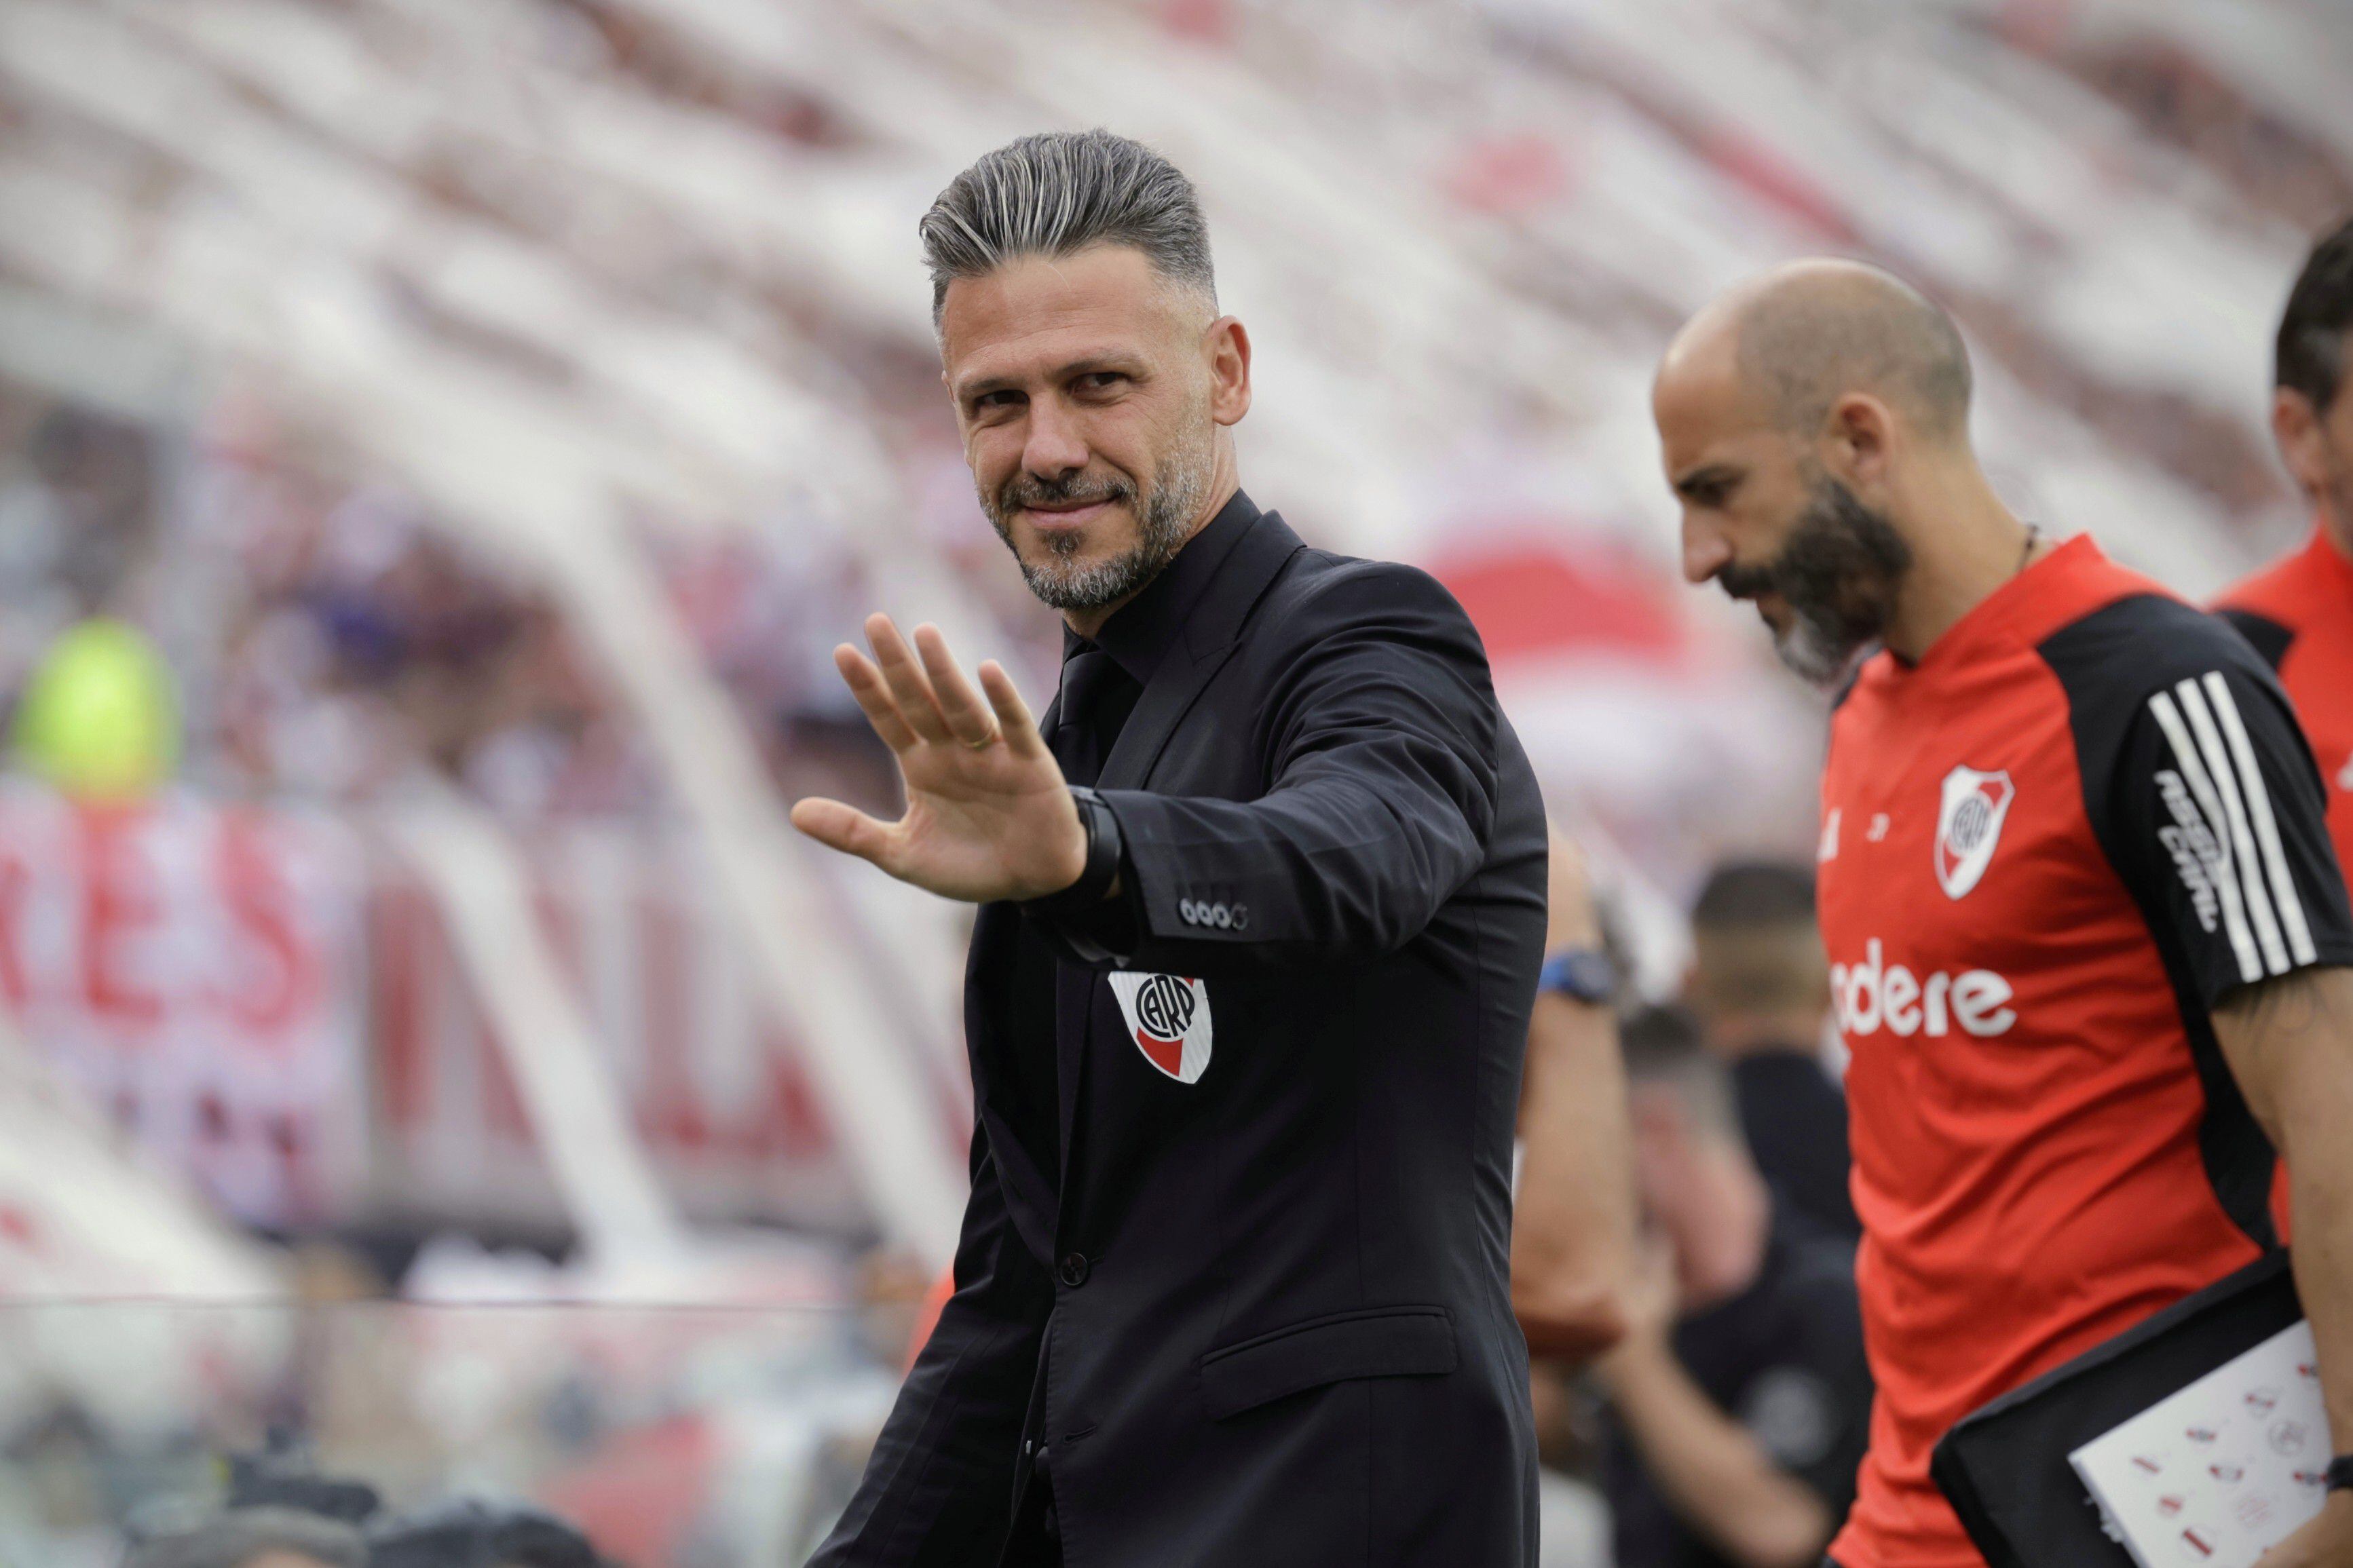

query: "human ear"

left=1205, top=315, right=1253, bottom=426
left=2274, top=387, right=2325, bottom=499
left=1821, top=393, right=1896, bottom=493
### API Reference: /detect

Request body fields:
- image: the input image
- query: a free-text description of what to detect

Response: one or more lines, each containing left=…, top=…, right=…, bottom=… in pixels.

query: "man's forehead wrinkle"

left=949, top=328, right=1150, bottom=400
left=944, top=285, right=1144, bottom=379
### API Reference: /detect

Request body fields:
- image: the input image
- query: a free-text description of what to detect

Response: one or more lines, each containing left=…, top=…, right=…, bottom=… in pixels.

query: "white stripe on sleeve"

left=2177, top=677, right=2289, bottom=975
left=2148, top=689, right=2264, bottom=983
left=2203, top=671, right=2317, bottom=966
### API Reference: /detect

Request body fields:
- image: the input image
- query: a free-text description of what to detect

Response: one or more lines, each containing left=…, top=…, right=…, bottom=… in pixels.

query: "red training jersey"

left=1818, top=535, right=2353, bottom=1568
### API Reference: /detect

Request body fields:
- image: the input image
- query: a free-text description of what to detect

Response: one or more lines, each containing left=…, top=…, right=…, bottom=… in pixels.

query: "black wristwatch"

left=1538, top=948, right=1617, bottom=1006
left=1023, top=786, right=1125, bottom=921
left=2328, top=1453, right=2353, bottom=1492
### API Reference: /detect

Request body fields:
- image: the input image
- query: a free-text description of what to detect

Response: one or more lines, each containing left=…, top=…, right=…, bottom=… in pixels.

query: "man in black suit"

left=792, top=130, right=1550, bottom=1566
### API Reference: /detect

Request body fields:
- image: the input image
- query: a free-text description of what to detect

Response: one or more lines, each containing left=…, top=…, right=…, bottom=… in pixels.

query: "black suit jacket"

left=810, top=506, right=1548, bottom=1567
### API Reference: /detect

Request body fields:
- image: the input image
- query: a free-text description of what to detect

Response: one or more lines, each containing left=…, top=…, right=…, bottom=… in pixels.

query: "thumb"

left=791, top=797, right=897, bottom=869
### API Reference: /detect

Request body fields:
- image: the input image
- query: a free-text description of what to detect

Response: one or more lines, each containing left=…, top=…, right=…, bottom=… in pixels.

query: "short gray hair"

left=920, top=130, right=1216, bottom=322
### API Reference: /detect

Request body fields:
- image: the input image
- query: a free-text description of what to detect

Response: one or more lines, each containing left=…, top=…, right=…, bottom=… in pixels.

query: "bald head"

left=1666, top=260, right=1972, bottom=442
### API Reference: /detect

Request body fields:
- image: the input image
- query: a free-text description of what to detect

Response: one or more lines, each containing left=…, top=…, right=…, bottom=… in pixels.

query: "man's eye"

left=973, top=390, right=1023, bottom=413
left=1075, top=372, right=1125, bottom=393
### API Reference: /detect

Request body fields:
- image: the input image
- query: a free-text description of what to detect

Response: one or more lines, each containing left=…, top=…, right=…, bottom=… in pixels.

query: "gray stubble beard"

left=987, top=421, right=1216, bottom=613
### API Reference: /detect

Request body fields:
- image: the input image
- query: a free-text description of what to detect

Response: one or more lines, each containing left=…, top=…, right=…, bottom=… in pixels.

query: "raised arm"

left=1078, top=560, right=1507, bottom=972
left=791, top=565, right=1515, bottom=977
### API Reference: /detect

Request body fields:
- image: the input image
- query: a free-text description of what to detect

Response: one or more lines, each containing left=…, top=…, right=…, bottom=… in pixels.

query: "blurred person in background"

left=2217, top=216, right=2353, bottom=873
left=1684, top=862, right=1855, bottom=1239
left=1598, top=1006, right=1870, bottom=1568
left=1513, top=826, right=1638, bottom=1361
left=793, top=130, right=1549, bottom=1566
left=1660, top=259, right=2353, bottom=1567
left=366, top=1501, right=605, bottom=1568
left=1516, top=828, right=1639, bottom=1568
left=124, top=1508, right=367, bottom=1568
left=2210, top=215, right=2353, bottom=1240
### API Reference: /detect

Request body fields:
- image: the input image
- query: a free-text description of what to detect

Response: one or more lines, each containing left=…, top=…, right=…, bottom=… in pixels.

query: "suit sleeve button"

left=1058, top=1253, right=1090, bottom=1288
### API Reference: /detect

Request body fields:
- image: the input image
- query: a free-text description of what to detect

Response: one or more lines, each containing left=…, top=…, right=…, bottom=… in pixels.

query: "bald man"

left=1655, top=261, right=2353, bottom=1568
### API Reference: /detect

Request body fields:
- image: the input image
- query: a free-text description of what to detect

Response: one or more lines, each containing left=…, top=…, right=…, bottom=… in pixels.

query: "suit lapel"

left=1097, top=511, right=1305, bottom=792
left=1051, top=514, right=1304, bottom=1190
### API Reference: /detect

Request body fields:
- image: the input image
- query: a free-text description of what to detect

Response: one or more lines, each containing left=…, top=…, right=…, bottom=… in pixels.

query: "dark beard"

left=1719, top=477, right=1913, bottom=686
left=986, top=445, right=1209, bottom=613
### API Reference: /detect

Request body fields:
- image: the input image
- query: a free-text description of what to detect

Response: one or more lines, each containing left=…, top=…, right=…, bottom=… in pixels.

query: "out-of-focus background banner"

left=0, top=0, right=2345, bottom=1563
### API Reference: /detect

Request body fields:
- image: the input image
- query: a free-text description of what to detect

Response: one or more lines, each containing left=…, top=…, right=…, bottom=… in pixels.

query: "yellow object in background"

left=12, top=617, right=181, bottom=801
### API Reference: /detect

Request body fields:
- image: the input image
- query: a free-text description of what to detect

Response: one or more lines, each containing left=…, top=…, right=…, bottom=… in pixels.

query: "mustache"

left=1716, top=559, right=1777, bottom=600
left=997, top=471, right=1135, bottom=514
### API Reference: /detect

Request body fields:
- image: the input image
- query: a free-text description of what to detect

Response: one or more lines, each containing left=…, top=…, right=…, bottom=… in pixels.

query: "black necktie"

left=1051, top=647, right=1137, bottom=788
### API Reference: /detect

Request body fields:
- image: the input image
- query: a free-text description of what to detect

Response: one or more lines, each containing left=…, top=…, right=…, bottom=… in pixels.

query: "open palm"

left=789, top=614, right=1086, bottom=904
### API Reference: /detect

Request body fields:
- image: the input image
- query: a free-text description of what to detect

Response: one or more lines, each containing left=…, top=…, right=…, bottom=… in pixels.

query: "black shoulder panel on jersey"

left=2023, top=594, right=2296, bottom=1260
left=2217, top=607, right=2295, bottom=672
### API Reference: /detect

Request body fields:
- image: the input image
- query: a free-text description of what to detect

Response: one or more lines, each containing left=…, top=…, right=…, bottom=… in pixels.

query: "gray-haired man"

left=797, top=131, right=1549, bottom=1565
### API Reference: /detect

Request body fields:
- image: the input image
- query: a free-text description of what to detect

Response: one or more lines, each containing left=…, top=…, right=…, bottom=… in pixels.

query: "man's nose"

left=1681, top=515, right=1731, bottom=586
left=1022, top=397, right=1090, bottom=479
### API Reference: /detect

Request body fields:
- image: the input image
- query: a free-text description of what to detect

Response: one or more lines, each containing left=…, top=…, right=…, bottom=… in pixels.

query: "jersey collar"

left=1878, top=532, right=2103, bottom=683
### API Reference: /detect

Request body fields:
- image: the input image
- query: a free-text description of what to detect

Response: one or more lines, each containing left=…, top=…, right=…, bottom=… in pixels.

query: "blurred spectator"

left=1684, top=862, right=1856, bottom=1240
left=1598, top=1007, right=1870, bottom=1568
left=12, top=616, right=181, bottom=800
left=1514, top=827, right=1638, bottom=1360
left=124, top=1508, right=367, bottom=1568
left=367, top=1499, right=605, bottom=1568
left=225, top=1449, right=381, bottom=1526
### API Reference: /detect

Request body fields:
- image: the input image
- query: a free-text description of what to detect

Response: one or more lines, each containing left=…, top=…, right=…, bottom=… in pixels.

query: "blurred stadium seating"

left=0, top=0, right=2345, bottom=1561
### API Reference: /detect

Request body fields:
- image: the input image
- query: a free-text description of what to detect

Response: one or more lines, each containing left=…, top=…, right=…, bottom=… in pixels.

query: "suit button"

left=1058, top=1253, right=1090, bottom=1288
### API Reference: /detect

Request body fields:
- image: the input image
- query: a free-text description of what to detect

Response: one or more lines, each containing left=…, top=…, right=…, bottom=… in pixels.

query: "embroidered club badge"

left=1106, top=972, right=1213, bottom=1084
left=1936, top=766, right=2016, bottom=900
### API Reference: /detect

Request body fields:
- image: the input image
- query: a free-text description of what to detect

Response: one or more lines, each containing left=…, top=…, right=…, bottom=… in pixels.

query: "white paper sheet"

left=2069, top=1320, right=2334, bottom=1567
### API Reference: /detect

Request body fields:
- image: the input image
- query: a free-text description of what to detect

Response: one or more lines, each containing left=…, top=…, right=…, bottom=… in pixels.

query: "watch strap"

left=1022, top=786, right=1123, bottom=921
left=1538, top=948, right=1617, bottom=1006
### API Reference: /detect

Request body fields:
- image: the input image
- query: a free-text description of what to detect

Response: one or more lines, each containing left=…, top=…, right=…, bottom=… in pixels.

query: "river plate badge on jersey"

left=1108, top=972, right=1214, bottom=1084
left=1936, top=765, right=2016, bottom=900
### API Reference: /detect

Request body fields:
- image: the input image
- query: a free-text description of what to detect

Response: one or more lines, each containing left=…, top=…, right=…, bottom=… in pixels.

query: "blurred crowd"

left=123, top=1460, right=609, bottom=1568
left=0, top=0, right=2348, bottom=1564
left=0, top=377, right=924, bottom=820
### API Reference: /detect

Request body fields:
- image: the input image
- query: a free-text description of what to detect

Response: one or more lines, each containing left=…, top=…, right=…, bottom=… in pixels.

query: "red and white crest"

left=1107, top=972, right=1213, bottom=1084
left=1936, top=766, right=2016, bottom=900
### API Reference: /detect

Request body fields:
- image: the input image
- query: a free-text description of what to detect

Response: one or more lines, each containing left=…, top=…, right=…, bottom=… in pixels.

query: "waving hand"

left=789, top=615, right=1087, bottom=904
